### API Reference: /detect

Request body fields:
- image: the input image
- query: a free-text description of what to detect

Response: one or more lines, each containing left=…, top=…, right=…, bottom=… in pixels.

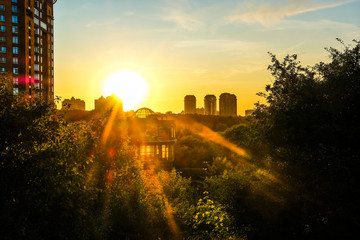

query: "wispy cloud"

left=163, top=10, right=203, bottom=31
left=173, top=39, right=266, bottom=54
left=227, top=0, right=354, bottom=27
left=85, top=21, right=114, bottom=28
left=161, top=0, right=203, bottom=31
left=224, top=61, right=268, bottom=76
left=255, top=19, right=358, bottom=31
left=124, top=11, right=135, bottom=16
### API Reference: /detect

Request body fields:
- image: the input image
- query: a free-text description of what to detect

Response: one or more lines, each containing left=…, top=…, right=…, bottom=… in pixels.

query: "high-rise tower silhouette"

left=184, top=95, right=196, bottom=114
left=204, top=94, right=216, bottom=115
left=219, top=93, right=237, bottom=116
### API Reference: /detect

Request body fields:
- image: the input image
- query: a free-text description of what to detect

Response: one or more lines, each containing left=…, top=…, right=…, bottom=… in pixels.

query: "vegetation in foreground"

left=0, top=39, right=359, bottom=239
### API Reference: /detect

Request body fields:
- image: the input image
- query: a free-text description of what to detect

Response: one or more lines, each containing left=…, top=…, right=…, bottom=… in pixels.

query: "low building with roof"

left=62, top=97, right=86, bottom=111
left=128, top=107, right=176, bottom=170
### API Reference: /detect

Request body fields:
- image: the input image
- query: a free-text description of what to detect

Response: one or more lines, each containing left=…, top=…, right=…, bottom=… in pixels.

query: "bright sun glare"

left=103, top=69, right=149, bottom=111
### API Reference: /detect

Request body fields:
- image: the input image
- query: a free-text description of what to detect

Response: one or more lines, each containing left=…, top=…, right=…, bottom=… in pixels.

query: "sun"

left=103, top=69, right=149, bottom=111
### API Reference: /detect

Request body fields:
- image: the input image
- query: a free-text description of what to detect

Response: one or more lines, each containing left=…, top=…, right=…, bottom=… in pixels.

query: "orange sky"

left=53, top=0, right=360, bottom=115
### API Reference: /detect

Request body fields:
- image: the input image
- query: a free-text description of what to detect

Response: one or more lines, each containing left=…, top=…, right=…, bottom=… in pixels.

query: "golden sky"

left=54, top=0, right=360, bottom=115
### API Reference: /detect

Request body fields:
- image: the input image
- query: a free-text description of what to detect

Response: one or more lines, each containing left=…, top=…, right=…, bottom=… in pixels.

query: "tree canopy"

left=1, top=39, right=359, bottom=239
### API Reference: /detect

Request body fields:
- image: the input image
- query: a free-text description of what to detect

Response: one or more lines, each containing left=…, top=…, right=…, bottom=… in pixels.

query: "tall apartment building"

left=204, top=94, right=216, bottom=115
left=184, top=95, right=196, bottom=114
left=219, top=93, right=237, bottom=116
left=0, top=0, right=56, bottom=102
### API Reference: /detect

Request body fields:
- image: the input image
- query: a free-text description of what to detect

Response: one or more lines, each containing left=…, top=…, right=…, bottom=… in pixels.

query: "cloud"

left=225, top=61, right=268, bottom=76
left=160, top=0, right=203, bottom=31
left=163, top=10, right=203, bottom=31
left=85, top=21, right=113, bottom=28
left=173, top=39, right=266, bottom=54
left=124, top=11, right=135, bottom=16
left=227, top=0, right=354, bottom=27
left=255, top=19, right=358, bottom=31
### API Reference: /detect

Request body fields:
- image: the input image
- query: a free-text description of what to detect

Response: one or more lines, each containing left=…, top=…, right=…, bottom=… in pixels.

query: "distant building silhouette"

left=245, top=109, right=255, bottom=116
left=94, top=95, right=123, bottom=112
left=219, top=93, right=237, bottom=116
left=196, top=107, right=204, bottom=115
left=204, top=95, right=217, bottom=115
left=62, top=97, right=85, bottom=111
left=184, top=95, right=196, bottom=114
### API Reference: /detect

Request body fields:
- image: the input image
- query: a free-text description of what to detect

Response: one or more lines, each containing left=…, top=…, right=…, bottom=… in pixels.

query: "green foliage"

left=175, top=115, right=245, bottom=132
left=0, top=77, right=98, bottom=239
left=258, top=39, right=360, bottom=183
left=174, top=134, right=218, bottom=170
left=205, top=159, right=298, bottom=239
left=205, top=169, right=251, bottom=232
left=0, top=73, right=12, bottom=95
left=252, top=39, right=360, bottom=238
left=220, top=39, right=360, bottom=239
left=223, top=123, right=269, bottom=166
left=1, top=39, right=359, bottom=239
left=189, top=192, right=239, bottom=240
left=258, top=39, right=360, bottom=165
left=158, top=169, right=197, bottom=237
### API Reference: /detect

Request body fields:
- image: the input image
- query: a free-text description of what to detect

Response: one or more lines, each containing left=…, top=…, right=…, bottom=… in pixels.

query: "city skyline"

left=53, top=0, right=360, bottom=114
left=63, top=92, right=240, bottom=116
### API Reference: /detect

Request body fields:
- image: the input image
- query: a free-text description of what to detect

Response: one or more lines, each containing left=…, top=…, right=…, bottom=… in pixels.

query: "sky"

left=54, top=0, right=360, bottom=114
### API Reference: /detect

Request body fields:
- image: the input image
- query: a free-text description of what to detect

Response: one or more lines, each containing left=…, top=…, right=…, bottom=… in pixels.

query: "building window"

left=12, top=36, right=18, bottom=44
left=13, top=88, right=19, bottom=95
left=13, top=68, right=19, bottom=75
left=13, top=47, right=18, bottom=54
left=12, top=26, right=18, bottom=33
left=12, top=6, right=18, bottom=13
left=162, top=145, right=169, bottom=160
left=0, top=5, right=5, bottom=11
left=12, top=16, right=18, bottom=23
left=0, top=15, right=4, bottom=22
left=1, top=47, right=6, bottom=53
left=1, top=67, right=5, bottom=73
left=12, top=0, right=18, bottom=3
left=0, top=26, right=5, bottom=32
left=0, top=57, right=5, bottom=63
left=13, top=57, right=18, bottom=64
left=40, top=21, right=47, bottom=29
left=0, top=36, right=5, bottom=42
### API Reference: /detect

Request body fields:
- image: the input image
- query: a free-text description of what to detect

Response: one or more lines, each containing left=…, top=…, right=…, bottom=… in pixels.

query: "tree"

left=253, top=39, right=360, bottom=238
left=0, top=76, right=98, bottom=239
